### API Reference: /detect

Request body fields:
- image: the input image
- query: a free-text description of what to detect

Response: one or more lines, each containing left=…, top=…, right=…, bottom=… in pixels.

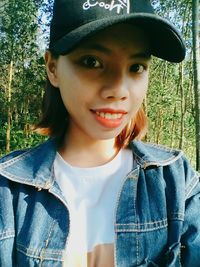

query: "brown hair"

left=35, top=52, right=148, bottom=149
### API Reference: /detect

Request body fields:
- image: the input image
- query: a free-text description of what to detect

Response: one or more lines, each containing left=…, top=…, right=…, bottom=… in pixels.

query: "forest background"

left=0, top=0, right=200, bottom=170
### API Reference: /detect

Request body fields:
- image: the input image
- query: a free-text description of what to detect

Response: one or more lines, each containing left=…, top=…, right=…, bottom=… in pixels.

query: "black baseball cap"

left=49, top=0, right=186, bottom=63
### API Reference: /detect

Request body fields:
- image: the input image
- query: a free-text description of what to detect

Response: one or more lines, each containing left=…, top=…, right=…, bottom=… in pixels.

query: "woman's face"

left=46, top=24, right=151, bottom=143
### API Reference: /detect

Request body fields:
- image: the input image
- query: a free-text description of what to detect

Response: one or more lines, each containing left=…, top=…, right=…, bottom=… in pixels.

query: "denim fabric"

left=0, top=138, right=199, bottom=267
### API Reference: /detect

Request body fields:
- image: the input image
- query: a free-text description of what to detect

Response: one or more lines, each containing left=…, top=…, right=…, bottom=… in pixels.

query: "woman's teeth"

left=96, top=111, right=122, bottom=119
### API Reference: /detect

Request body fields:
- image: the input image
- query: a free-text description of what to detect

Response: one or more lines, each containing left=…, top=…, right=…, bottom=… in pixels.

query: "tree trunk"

left=170, top=104, right=177, bottom=148
left=6, top=60, right=13, bottom=153
left=192, top=0, right=200, bottom=171
left=156, top=109, right=163, bottom=144
left=179, top=62, right=185, bottom=150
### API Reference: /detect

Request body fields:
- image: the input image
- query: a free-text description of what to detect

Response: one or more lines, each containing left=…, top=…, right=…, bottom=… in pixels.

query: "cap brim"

left=50, top=13, right=186, bottom=63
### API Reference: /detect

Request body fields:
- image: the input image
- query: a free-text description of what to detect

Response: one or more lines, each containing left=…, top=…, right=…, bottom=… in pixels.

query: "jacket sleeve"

left=180, top=157, right=200, bottom=267
left=0, top=175, right=15, bottom=267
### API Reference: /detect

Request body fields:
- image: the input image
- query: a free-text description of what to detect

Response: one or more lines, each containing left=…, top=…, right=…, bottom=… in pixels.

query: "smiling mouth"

left=91, top=109, right=127, bottom=128
left=95, top=111, right=123, bottom=119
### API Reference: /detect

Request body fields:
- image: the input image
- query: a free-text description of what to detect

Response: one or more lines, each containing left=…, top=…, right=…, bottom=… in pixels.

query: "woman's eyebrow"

left=77, top=43, right=151, bottom=59
left=77, top=43, right=112, bottom=55
left=130, top=52, right=151, bottom=60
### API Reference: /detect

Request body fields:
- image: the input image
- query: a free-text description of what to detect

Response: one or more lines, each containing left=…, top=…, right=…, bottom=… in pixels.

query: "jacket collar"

left=130, top=140, right=183, bottom=169
left=0, top=138, right=183, bottom=187
left=0, top=138, right=58, bottom=189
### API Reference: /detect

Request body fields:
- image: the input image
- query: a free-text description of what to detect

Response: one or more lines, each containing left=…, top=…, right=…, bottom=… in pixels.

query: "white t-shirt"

left=54, top=149, right=133, bottom=267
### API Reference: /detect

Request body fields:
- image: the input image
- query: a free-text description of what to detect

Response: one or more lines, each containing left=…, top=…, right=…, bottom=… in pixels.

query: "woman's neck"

left=59, top=133, right=118, bottom=168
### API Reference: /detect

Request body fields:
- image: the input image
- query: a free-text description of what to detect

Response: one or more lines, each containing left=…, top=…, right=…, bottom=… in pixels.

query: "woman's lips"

left=91, top=108, right=127, bottom=128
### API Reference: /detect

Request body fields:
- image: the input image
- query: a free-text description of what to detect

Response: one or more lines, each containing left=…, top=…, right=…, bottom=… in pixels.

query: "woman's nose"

left=100, top=72, right=129, bottom=101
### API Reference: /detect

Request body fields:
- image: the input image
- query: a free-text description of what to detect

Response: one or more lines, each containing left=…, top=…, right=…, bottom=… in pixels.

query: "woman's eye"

left=81, top=56, right=102, bottom=68
left=130, top=64, right=145, bottom=73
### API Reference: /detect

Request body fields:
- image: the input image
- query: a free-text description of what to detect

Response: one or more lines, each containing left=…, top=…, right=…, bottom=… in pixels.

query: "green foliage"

left=144, top=0, right=196, bottom=167
left=0, top=0, right=46, bottom=155
left=147, top=58, right=195, bottom=165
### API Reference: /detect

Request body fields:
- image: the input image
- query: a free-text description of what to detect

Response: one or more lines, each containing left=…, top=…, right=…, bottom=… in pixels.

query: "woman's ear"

left=45, top=51, right=59, bottom=88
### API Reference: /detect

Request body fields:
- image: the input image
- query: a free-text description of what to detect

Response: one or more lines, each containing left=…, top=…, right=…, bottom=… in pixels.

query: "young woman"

left=0, top=0, right=199, bottom=266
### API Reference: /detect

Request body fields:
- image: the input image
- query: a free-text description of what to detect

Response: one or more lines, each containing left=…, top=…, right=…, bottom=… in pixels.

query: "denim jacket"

left=0, top=138, right=200, bottom=267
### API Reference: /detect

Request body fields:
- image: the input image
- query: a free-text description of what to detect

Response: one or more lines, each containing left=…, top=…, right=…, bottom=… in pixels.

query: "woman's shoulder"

left=0, top=139, right=57, bottom=187
left=130, top=140, right=199, bottom=198
left=0, top=138, right=56, bottom=165
left=130, top=140, right=183, bottom=167
left=0, top=149, right=28, bottom=164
